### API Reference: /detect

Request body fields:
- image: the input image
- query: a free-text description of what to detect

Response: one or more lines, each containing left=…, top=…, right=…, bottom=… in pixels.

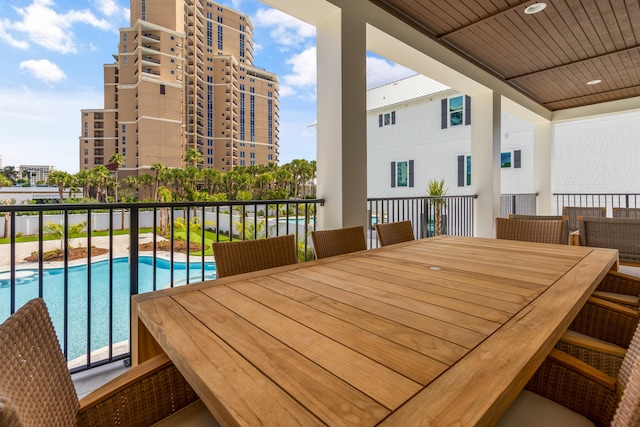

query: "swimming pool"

left=0, top=256, right=216, bottom=361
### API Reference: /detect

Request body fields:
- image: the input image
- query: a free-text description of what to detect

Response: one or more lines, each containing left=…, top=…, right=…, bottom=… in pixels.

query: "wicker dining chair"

left=556, top=296, right=639, bottom=378
left=374, top=220, right=415, bottom=247
left=498, top=321, right=640, bottom=426
left=0, top=298, right=216, bottom=427
left=509, top=214, right=570, bottom=244
left=613, top=207, right=640, bottom=219
left=311, top=225, right=367, bottom=259
left=562, top=206, right=607, bottom=232
left=495, top=217, right=566, bottom=245
left=591, top=270, right=640, bottom=310
left=578, top=216, right=640, bottom=266
left=212, top=234, right=298, bottom=278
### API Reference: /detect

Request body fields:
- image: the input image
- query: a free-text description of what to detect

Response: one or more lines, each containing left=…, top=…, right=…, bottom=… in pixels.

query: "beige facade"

left=80, top=0, right=279, bottom=175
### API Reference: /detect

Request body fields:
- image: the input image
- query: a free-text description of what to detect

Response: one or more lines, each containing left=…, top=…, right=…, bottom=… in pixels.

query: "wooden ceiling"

left=369, top=0, right=640, bottom=111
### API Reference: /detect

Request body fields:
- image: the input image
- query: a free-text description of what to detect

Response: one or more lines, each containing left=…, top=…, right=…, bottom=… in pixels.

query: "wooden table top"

left=132, top=236, right=617, bottom=426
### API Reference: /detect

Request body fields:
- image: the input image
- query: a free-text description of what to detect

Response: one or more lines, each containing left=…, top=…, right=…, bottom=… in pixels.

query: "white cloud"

left=19, top=59, right=67, bottom=84
left=366, top=56, right=417, bottom=89
left=6, top=0, right=112, bottom=54
left=92, top=0, right=119, bottom=17
left=0, top=19, right=29, bottom=49
left=253, top=8, right=315, bottom=49
left=283, top=47, right=316, bottom=88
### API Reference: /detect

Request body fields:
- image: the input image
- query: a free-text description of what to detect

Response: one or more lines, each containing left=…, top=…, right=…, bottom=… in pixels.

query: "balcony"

left=1, top=200, right=323, bottom=374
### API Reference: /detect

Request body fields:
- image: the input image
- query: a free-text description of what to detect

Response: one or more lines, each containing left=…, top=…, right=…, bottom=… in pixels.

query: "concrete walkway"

left=0, top=233, right=214, bottom=271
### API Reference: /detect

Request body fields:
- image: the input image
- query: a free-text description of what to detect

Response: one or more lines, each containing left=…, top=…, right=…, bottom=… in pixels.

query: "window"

left=457, top=155, right=472, bottom=186
left=501, top=150, right=522, bottom=168
left=390, top=160, right=414, bottom=188
left=378, top=111, right=396, bottom=127
left=449, top=96, right=463, bottom=126
left=122, top=124, right=126, bottom=133
left=501, top=152, right=512, bottom=168
left=160, top=84, right=165, bottom=94
left=442, top=95, right=471, bottom=129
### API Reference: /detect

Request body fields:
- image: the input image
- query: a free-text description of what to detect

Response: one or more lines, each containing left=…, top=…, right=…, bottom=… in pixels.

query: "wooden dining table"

left=131, top=235, right=618, bottom=426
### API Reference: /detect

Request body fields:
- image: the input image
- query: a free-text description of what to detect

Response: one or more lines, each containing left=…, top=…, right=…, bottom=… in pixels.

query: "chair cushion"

left=496, top=390, right=595, bottom=427
left=152, top=400, right=220, bottom=427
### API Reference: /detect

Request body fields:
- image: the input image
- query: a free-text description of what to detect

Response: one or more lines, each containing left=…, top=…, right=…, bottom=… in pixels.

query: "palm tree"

left=1, top=166, right=18, bottom=184
left=137, top=173, right=155, bottom=200
left=90, top=166, right=111, bottom=202
left=74, top=170, right=92, bottom=199
left=109, top=153, right=125, bottom=202
left=47, top=170, right=72, bottom=203
left=202, top=168, right=223, bottom=195
left=184, top=148, right=203, bottom=168
left=427, top=178, right=448, bottom=236
left=0, top=174, right=13, bottom=188
left=2, top=197, right=15, bottom=239
left=123, top=175, right=141, bottom=201
left=150, top=163, right=167, bottom=201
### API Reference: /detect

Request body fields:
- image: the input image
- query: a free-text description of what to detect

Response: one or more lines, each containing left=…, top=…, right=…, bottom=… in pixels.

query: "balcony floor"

left=72, top=359, right=130, bottom=399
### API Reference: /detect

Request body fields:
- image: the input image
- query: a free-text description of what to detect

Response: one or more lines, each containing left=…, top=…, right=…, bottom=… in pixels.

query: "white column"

left=533, top=122, right=553, bottom=214
left=316, top=10, right=368, bottom=230
left=470, top=91, right=501, bottom=237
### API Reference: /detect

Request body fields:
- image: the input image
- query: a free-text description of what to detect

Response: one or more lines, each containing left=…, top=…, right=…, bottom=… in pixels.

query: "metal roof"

left=367, top=74, right=451, bottom=110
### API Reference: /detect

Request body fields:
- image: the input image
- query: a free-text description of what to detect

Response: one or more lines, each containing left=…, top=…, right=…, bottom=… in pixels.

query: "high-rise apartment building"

left=80, top=0, right=279, bottom=176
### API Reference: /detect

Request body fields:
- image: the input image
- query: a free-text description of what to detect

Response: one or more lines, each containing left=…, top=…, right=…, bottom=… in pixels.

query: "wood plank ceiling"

left=369, top=0, right=640, bottom=111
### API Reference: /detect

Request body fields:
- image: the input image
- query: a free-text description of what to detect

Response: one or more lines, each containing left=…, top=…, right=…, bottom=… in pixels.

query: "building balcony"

left=141, top=33, right=160, bottom=42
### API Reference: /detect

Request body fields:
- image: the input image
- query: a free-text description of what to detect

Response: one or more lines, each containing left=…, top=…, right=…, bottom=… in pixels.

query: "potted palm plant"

left=427, top=179, right=447, bottom=236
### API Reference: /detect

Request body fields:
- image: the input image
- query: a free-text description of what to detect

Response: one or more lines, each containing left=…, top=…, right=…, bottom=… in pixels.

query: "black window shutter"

left=457, top=155, right=464, bottom=187
left=441, top=99, right=448, bottom=129
left=514, top=150, right=521, bottom=168
left=391, top=111, right=396, bottom=125
left=391, top=162, right=396, bottom=187
left=465, top=95, right=471, bottom=125
left=408, top=160, right=414, bottom=187
left=379, top=114, right=383, bottom=127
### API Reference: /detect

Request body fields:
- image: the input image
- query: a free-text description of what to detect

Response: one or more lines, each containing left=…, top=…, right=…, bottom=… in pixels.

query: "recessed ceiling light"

left=524, top=3, right=547, bottom=14
left=587, top=79, right=602, bottom=85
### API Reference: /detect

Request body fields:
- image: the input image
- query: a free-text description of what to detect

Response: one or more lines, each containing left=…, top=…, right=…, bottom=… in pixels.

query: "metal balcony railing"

left=0, top=200, right=321, bottom=373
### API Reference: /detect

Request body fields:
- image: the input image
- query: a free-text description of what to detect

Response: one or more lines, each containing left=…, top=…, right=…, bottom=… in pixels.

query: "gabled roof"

left=367, top=74, right=451, bottom=110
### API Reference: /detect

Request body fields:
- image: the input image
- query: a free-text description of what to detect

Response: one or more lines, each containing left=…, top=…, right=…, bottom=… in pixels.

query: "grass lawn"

left=0, top=228, right=230, bottom=257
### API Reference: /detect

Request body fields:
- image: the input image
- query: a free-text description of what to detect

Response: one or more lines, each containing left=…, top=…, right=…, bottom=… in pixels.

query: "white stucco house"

left=367, top=74, right=640, bottom=203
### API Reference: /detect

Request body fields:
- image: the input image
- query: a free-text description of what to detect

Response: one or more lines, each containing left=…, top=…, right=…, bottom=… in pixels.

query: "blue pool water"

left=0, top=257, right=216, bottom=360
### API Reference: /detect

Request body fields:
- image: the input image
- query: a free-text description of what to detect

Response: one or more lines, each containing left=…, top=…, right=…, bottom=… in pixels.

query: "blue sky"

left=0, top=0, right=416, bottom=173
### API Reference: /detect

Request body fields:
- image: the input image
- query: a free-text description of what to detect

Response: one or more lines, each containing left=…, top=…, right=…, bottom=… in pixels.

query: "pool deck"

left=0, top=233, right=214, bottom=271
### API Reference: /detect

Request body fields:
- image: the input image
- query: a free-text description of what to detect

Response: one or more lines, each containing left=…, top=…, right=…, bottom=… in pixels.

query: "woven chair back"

left=613, top=322, right=640, bottom=425
left=509, top=214, right=570, bottom=244
left=375, top=220, right=415, bottom=247
left=562, top=206, right=606, bottom=232
left=212, top=234, right=298, bottom=278
left=495, top=217, right=566, bottom=245
left=0, top=298, right=79, bottom=426
left=578, top=217, right=640, bottom=265
left=613, top=208, right=640, bottom=219
left=311, top=226, right=367, bottom=259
